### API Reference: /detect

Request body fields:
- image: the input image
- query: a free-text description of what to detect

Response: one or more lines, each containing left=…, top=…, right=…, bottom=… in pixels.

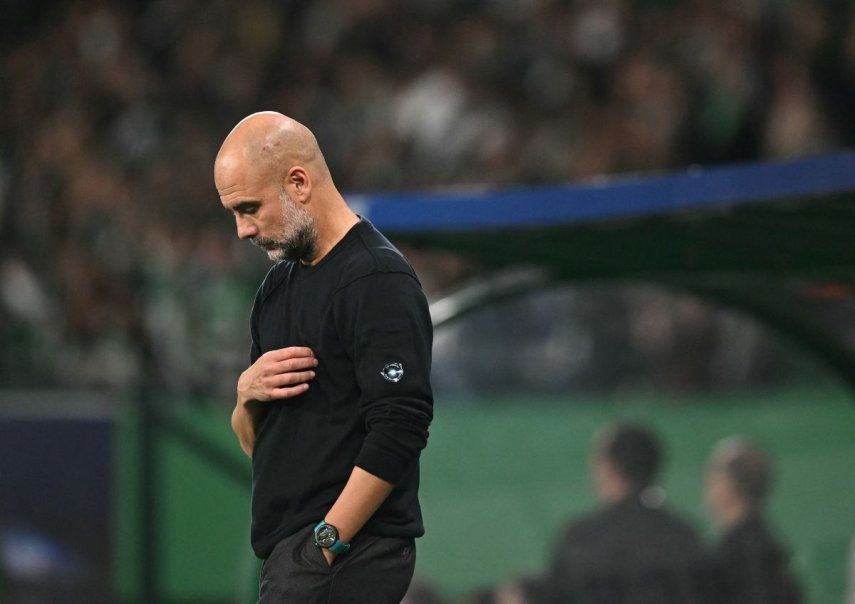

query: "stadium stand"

left=2, top=0, right=854, bottom=395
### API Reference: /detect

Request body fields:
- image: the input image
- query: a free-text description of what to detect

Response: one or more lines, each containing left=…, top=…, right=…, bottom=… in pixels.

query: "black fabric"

left=527, top=496, right=707, bottom=603
left=248, top=219, right=433, bottom=559
left=708, top=515, right=802, bottom=604
left=258, top=524, right=416, bottom=603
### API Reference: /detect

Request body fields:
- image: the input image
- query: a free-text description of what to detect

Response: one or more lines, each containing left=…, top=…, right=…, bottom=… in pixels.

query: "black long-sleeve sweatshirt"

left=247, top=219, right=433, bottom=559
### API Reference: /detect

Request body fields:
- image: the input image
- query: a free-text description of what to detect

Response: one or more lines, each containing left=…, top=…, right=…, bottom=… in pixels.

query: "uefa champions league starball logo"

left=381, top=362, right=404, bottom=382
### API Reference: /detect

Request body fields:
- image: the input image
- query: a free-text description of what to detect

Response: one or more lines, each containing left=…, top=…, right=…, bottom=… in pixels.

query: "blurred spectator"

left=402, top=577, right=449, bottom=604
left=848, top=534, right=855, bottom=604
left=1, top=0, right=852, bottom=396
left=704, top=437, right=802, bottom=603
left=513, top=422, right=705, bottom=603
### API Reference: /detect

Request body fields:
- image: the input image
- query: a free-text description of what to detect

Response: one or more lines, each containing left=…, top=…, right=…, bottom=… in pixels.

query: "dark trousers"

left=258, top=525, right=416, bottom=603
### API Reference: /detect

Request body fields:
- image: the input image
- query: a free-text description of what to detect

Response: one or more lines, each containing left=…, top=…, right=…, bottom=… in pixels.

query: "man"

left=518, top=422, right=705, bottom=603
left=704, top=438, right=801, bottom=603
left=214, top=112, right=433, bottom=603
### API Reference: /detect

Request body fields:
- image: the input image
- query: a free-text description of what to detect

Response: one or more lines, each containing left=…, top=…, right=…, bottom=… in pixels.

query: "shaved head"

left=215, top=112, right=356, bottom=265
left=214, top=111, right=330, bottom=189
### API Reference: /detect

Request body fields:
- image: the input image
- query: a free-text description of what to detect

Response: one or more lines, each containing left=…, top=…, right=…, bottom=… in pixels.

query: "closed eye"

left=228, top=201, right=261, bottom=215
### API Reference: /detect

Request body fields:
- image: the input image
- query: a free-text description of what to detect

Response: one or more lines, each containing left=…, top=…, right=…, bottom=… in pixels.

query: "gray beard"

left=251, top=221, right=318, bottom=263
left=250, top=191, right=319, bottom=263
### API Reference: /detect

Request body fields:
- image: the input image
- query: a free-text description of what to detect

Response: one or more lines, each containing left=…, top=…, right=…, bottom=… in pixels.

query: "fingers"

left=269, top=370, right=315, bottom=387
left=272, top=356, right=318, bottom=373
left=269, top=383, right=310, bottom=399
left=249, top=347, right=318, bottom=402
left=264, top=347, right=315, bottom=361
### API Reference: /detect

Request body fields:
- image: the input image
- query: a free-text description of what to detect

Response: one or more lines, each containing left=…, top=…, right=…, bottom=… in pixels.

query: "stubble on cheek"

left=249, top=212, right=317, bottom=263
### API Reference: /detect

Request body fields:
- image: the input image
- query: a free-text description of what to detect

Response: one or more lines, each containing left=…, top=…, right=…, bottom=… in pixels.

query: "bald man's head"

left=214, top=111, right=330, bottom=190
left=215, top=113, right=330, bottom=262
left=215, top=112, right=358, bottom=265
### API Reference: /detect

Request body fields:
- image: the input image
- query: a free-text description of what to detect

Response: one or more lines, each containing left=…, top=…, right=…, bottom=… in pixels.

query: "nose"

left=236, top=216, right=258, bottom=239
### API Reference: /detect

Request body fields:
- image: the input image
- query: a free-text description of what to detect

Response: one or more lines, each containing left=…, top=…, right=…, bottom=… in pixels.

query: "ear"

left=284, top=166, right=311, bottom=203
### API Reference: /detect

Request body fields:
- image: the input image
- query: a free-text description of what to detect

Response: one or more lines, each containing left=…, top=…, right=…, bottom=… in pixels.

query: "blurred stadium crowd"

left=1, top=0, right=853, bottom=394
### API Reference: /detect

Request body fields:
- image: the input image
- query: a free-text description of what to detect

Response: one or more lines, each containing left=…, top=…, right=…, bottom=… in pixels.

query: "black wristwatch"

left=313, top=521, right=350, bottom=555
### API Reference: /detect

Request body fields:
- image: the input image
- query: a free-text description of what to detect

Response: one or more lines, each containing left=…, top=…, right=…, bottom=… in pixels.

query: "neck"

left=305, top=190, right=359, bottom=265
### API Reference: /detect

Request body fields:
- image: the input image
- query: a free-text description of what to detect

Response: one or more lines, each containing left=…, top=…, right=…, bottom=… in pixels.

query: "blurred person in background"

left=848, top=534, right=855, bottom=604
left=704, top=437, right=801, bottom=603
left=504, top=422, right=705, bottom=603
left=402, top=578, right=449, bottom=604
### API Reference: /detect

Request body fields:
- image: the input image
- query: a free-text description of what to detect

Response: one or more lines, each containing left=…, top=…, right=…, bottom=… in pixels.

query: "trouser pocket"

left=326, top=536, right=417, bottom=603
left=300, top=526, right=332, bottom=571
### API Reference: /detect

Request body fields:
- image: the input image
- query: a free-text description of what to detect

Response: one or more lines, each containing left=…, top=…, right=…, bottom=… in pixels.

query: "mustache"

left=250, top=236, right=282, bottom=249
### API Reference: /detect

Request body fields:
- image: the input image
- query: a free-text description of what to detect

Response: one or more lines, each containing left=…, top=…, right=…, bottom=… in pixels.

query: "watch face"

left=316, top=524, right=338, bottom=548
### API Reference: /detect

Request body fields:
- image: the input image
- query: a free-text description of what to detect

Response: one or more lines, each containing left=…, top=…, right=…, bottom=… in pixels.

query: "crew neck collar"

left=298, top=217, right=365, bottom=273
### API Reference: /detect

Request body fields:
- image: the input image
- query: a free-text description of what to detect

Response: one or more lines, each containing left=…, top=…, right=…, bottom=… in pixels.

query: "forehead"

left=215, top=154, right=270, bottom=203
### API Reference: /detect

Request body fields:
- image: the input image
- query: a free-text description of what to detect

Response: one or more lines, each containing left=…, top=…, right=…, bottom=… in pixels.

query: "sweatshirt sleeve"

left=333, top=270, right=434, bottom=484
left=249, top=287, right=263, bottom=365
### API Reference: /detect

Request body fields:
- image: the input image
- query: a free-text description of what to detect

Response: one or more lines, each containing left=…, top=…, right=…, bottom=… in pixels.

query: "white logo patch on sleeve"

left=381, top=362, right=404, bottom=382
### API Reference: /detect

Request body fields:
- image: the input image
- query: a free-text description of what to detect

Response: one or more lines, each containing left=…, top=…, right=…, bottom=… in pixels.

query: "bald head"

left=215, top=112, right=357, bottom=264
left=215, top=112, right=330, bottom=191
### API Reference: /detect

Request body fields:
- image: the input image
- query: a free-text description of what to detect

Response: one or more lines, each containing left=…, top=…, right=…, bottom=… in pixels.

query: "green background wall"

left=115, top=388, right=855, bottom=603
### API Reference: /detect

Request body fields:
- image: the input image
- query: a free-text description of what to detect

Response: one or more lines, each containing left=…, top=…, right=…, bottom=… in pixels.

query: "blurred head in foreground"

left=214, top=112, right=354, bottom=264
left=592, top=422, right=664, bottom=505
left=705, top=437, right=773, bottom=530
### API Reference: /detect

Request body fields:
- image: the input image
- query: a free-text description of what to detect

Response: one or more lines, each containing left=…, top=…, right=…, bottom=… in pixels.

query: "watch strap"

left=328, top=539, right=350, bottom=555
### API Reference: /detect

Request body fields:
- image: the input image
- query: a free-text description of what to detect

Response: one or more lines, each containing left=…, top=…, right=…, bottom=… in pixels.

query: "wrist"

left=236, top=377, right=250, bottom=403
left=236, top=385, right=258, bottom=409
left=236, top=369, right=255, bottom=404
left=322, top=515, right=355, bottom=545
left=314, top=521, right=350, bottom=555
